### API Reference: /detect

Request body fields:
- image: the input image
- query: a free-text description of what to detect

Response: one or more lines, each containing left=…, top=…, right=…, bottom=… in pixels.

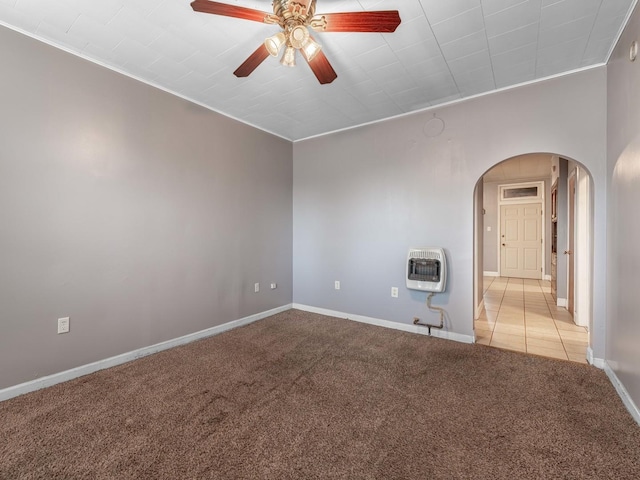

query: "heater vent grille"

left=406, top=247, right=447, bottom=293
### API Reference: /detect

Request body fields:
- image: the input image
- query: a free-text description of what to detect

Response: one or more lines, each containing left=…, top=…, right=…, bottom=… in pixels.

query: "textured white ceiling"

left=0, top=0, right=635, bottom=141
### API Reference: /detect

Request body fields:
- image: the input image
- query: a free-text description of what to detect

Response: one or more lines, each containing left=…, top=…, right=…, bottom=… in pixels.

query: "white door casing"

left=500, top=203, right=542, bottom=279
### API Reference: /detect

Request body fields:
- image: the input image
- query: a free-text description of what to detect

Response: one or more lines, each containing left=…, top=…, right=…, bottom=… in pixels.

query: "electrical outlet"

left=254, top=283, right=260, bottom=293
left=335, top=280, right=340, bottom=290
left=57, top=317, right=70, bottom=334
left=270, top=283, right=277, bottom=290
left=391, top=287, right=399, bottom=298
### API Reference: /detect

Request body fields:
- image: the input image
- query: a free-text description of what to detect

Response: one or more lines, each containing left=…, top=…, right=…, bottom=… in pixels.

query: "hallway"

left=475, top=277, right=588, bottom=363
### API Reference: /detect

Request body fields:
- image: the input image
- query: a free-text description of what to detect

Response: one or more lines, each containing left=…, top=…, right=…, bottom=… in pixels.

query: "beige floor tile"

left=525, top=317, right=555, bottom=325
left=484, top=293, right=503, bottom=299
left=493, top=323, right=525, bottom=335
left=475, top=328, right=492, bottom=340
left=491, top=332, right=526, bottom=350
left=525, top=324, right=558, bottom=335
left=499, top=307, right=525, bottom=315
left=497, top=316, right=525, bottom=325
left=563, top=342, right=588, bottom=355
left=525, top=316, right=555, bottom=324
left=526, top=329, right=561, bottom=341
left=484, top=299, right=502, bottom=305
left=527, top=344, right=568, bottom=360
left=525, top=307, right=550, bottom=314
left=560, top=337, right=589, bottom=348
left=523, top=295, right=541, bottom=300
left=480, top=277, right=588, bottom=363
left=475, top=323, right=494, bottom=334
left=503, top=299, right=523, bottom=305
left=526, top=337, right=564, bottom=350
left=503, top=290, right=524, bottom=302
left=559, top=330, right=588, bottom=342
left=491, top=342, right=527, bottom=353
left=554, top=321, right=587, bottom=332
left=525, top=312, right=553, bottom=320
left=567, top=352, right=588, bottom=364
left=473, top=319, right=496, bottom=330
left=525, top=306, right=551, bottom=314
left=485, top=312, right=499, bottom=322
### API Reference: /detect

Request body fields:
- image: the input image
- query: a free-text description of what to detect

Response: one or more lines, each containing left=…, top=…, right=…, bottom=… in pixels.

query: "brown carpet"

left=1, top=309, right=639, bottom=479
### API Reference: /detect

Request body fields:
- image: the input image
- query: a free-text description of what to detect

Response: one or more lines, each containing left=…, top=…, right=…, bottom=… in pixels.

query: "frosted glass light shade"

left=265, top=32, right=286, bottom=57
left=301, top=37, right=322, bottom=61
left=281, top=46, right=296, bottom=67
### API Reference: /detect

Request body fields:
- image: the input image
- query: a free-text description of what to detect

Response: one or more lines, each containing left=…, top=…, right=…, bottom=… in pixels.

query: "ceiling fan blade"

left=234, top=44, right=270, bottom=78
left=190, top=0, right=270, bottom=23
left=303, top=49, right=337, bottom=85
left=311, top=11, right=401, bottom=33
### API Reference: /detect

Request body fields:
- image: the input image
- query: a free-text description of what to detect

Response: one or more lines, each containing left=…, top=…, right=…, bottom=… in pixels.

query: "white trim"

left=605, top=0, right=639, bottom=64
left=587, top=347, right=606, bottom=369
left=483, top=271, right=500, bottom=277
left=497, top=181, right=546, bottom=280
left=0, top=304, right=292, bottom=402
left=603, top=362, right=640, bottom=426
left=0, top=18, right=614, bottom=144
left=499, top=181, right=544, bottom=203
left=475, top=299, right=485, bottom=320
left=293, top=304, right=475, bottom=344
left=556, top=297, right=568, bottom=308
left=543, top=274, right=552, bottom=281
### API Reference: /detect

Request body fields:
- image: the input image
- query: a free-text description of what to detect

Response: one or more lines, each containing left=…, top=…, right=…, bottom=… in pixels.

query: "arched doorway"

left=473, top=154, right=594, bottom=363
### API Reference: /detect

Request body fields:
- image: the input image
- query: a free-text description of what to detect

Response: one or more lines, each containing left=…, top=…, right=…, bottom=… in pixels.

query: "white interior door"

left=500, top=203, right=542, bottom=279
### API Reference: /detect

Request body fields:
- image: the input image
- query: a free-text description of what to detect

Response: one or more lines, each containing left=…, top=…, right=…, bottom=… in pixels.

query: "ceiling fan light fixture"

left=265, top=31, right=286, bottom=56
left=289, top=25, right=310, bottom=49
left=281, top=46, right=296, bottom=67
left=301, top=37, right=322, bottom=61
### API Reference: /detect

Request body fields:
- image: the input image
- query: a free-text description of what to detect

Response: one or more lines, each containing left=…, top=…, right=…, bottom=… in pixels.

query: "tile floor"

left=475, top=277, right=588, bottom=363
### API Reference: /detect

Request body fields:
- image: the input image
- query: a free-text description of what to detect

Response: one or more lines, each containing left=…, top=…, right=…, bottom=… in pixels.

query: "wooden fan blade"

left=234, top=44, right=270, bottom=78
left=191, top=0, right=269, bottom=23
left=312, top=11, right=401, bottom=33
left=303, top=49, right=337, bottom=85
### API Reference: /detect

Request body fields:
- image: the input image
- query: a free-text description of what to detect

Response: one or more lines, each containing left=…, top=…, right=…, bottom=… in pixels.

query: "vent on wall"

left=406, top=248, right=447, bottom=293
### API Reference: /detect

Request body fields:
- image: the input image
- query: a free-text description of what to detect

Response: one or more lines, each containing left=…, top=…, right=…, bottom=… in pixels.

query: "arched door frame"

left=473, top=153, right=595, bottom=356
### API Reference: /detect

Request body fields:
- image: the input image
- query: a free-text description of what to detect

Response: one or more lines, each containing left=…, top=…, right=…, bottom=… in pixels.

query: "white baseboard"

left=586, top=347, right=606, bottom=369
left=557, top=298, right=568, bottom=308
left=475, top=299, right=485, bottom=320
left=0, top=304, right=293, bottom=402
left=603, top=362, right=640, bottom=426
left=293, top=304, right=475, bottom=344
left=483, top=271, right=499, bottom=277
left=543, top=274, right=551, bottom=281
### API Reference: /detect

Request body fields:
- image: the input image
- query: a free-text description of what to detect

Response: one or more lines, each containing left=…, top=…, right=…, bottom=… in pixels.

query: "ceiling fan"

left=190, top=0, right=401, bottom=84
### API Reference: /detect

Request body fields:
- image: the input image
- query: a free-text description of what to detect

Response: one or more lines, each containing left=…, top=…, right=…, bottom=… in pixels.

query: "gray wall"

left=606, top=4, right=640, bottom=409
left=293, top=68, right=607, bottom=347
left=0, top=26, right=293, bottom=389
